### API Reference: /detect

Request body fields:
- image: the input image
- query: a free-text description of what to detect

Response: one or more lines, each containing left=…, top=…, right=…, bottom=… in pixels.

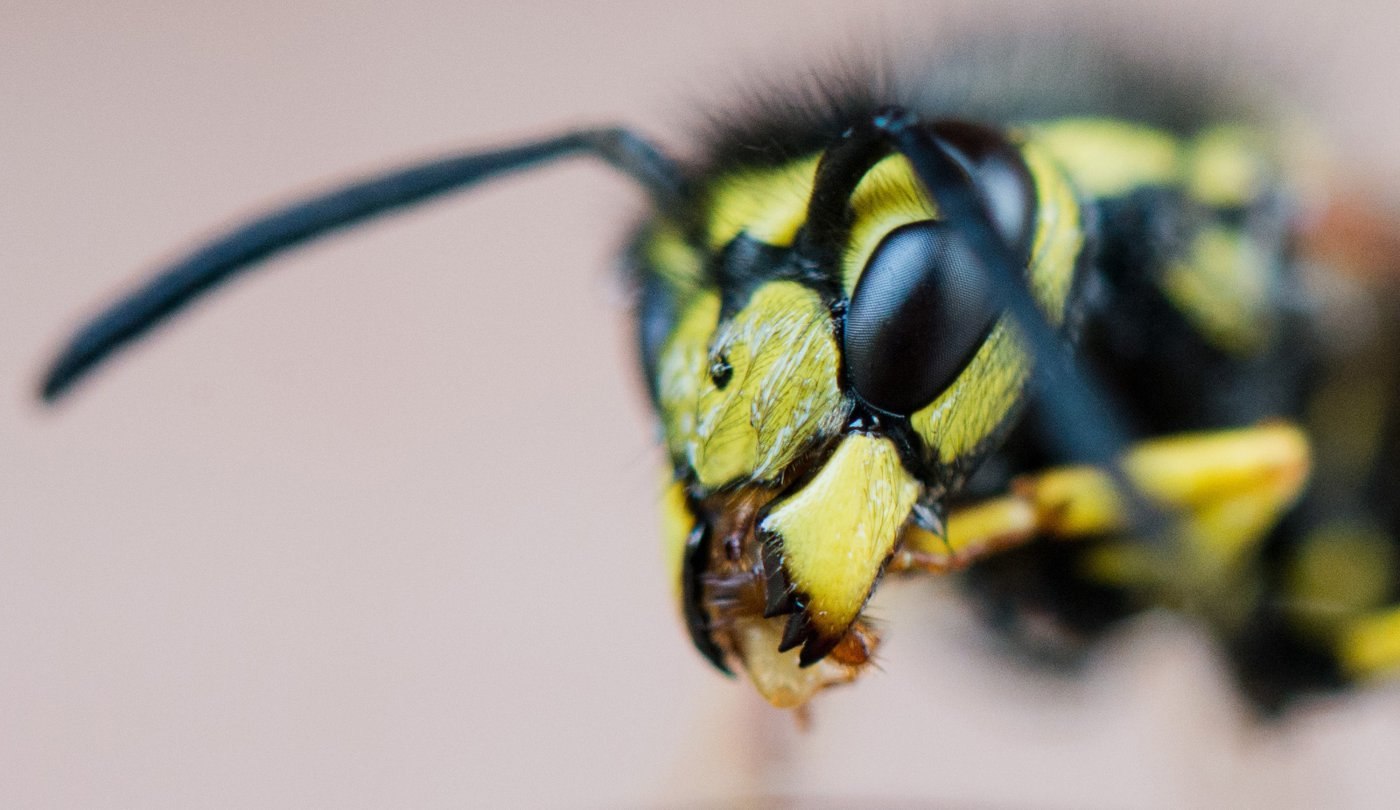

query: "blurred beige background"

left=6, top=0, right=1400, bottom=807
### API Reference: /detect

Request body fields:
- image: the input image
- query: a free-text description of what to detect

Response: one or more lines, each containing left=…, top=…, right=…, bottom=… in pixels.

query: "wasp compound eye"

left=843, top=220, right=998, bottom=415
left=930, top=120, right=1037, bottom=262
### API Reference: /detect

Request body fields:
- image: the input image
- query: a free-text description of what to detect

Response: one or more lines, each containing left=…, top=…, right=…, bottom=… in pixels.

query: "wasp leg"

left=1272, top=519, right=1400, bottom=687
left=891, top=422, right=1311, bottom=582
left=1340, top=606, right=1400, bottom=681
left=1283, top=189, right=1400, bottom=686
left=890, top=497, right=1040, bottom=573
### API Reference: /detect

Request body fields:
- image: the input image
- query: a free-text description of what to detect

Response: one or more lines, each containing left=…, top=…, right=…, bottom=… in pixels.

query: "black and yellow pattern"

left=39, top=39, right=1400, bottom=713
left=632, top=54, right=1400, bottom=709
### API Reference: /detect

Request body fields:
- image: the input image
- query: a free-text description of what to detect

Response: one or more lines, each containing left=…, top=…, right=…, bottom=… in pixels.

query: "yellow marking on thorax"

left=1168, top=125, right=1280, bottom=354
left=1186, top=126, right=1271, bottom=208
left=760, top=433, right=920, bottom=637
left=1035, top=118, right=1274, bottom=208
left=1031, top=118, right=1183, bottom=198
left=1032, top=119, right=1281, bottom=357
left=1161, top=226, right=1274, bottom=353
left=705, top=155, right=821, bottom=250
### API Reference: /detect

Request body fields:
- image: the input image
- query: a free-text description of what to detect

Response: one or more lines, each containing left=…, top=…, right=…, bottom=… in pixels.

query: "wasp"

left=40, top=39, right=1400, bottom=713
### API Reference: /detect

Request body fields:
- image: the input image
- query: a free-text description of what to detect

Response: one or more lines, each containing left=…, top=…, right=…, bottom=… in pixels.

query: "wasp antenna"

left=39, top=127, right=687, bottom=402
left=867, top=108, right=1158, bottom=534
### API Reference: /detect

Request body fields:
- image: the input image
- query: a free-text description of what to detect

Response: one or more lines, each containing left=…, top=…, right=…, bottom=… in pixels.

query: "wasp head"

left=643, top=119, right=1086, bottom=707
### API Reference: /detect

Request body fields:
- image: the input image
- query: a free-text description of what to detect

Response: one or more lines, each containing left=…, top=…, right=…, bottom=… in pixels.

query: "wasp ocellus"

left=40, top=39, right=1400, bottom=713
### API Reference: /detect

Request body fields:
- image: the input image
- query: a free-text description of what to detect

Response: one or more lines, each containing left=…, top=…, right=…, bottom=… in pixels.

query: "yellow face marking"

left=656, top=290, right=721, bottom=469
left=644, top=222, right=704, bottom=291
left=1031, top=118, right=1182, bottom=198
left=705, top=155, right=821, bottom=250
left=659, top=479, right=694, bottom=604
left=656, top=282, right=847, bottom=490
left=841, top=155, right=939, bottom=293
left=760, top=433, right=920, bottom=638
left=909, top=137, right=1084, bottom=465
left=1161, top=226, right=1274, bottom=354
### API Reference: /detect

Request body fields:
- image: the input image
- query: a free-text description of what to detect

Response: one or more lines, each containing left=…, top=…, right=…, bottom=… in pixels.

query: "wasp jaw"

left=732, top=616, right=879, bottom=708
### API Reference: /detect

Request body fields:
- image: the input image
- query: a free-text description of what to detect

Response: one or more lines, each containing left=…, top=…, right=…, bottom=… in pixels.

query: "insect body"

left=41, top=44, right=1400, bottom=712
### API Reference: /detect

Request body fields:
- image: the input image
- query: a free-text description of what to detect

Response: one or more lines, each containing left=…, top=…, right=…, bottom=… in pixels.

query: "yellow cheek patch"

left=659, top=479, right=696, bottom=604
left=760, top=434, right=921, bottom=638
left=656, top=291, right=722, bottom=468
left=705, top=155, right=821, bottom=250
left=909, top=137, right=1084, bottom=465
left=910, top=323, right=1029, bottom=464
left=656, top=282, right=847, bottom=490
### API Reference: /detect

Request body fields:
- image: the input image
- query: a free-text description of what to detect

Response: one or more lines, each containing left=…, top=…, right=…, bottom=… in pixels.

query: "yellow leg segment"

left=1341, top=606, right=1400, bottom=681
left=892, top=422, right=1312, bottom=585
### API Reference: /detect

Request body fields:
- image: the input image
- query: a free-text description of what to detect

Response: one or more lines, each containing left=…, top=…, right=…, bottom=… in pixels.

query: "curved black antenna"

left=808, top=107, right=1158, bottom=531
left=869, top=111, right=1131, bottom=465
left=40, top=127, right=688, bottom=402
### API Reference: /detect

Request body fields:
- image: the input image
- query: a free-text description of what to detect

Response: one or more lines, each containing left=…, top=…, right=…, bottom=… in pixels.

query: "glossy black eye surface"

left=931, top=120, right=1037, bottom=263
left=842, top=221, right=999, bottom=415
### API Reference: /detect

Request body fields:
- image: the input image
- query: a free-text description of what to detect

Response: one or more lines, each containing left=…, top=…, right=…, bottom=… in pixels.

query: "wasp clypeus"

left=40, top=41, right=1400, bottom=712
